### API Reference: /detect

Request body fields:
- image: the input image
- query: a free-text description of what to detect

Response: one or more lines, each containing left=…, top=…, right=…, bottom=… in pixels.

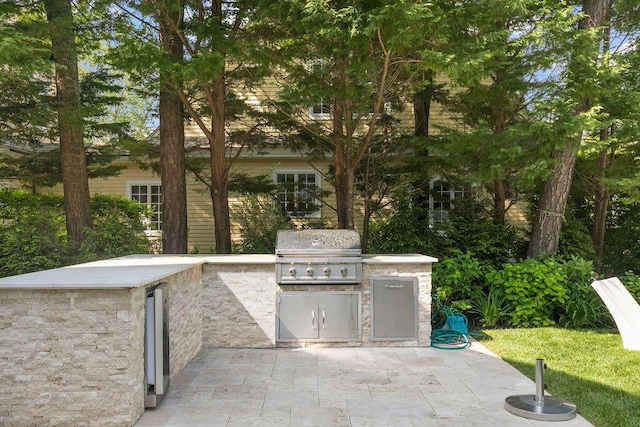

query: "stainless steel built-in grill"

left=275, top=229, right=363, bottom=285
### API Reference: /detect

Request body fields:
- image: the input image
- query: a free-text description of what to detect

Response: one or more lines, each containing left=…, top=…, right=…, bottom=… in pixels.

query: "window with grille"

left=308, top=98, right=332, bottom=120
left=429, top=180, right=464, bottom=226
left=274, top=170, right=321, bottom=218
left=128, top=182, right=163, bottom=235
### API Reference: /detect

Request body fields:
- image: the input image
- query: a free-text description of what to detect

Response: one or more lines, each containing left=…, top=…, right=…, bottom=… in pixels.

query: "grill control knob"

left=341, top=267, right=349, bottom=277
left=323, top=267, right=331, bottom=277
left=306, top=267, right=314, bottom=277
left=288, top=267, right=297, bottom=277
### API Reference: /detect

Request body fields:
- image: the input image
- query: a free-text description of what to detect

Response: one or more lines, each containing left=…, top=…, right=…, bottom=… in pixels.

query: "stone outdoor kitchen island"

left=0, top=253, right=436, bottom=426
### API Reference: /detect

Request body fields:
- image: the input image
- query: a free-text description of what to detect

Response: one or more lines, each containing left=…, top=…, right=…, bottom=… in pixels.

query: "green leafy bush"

left=437, top=197, right=527, bottom=268
left=558, top=257, right=610, bottom=328
left=620, top=271, right=640, bottom=303
left=0, top=210, right=69, bottom=277
left=0, top=191, right=151, bottom=277
left=232, top=194, right=294, bottom=253
left=486, top=258, right=567, bottom=327
left=368, top=198, right=439, bottom=255
left=432, top=250, right=488, bottom=311
left=469, top=284, right=508, bottom=328
left=78, top=195, right=150, bottom=262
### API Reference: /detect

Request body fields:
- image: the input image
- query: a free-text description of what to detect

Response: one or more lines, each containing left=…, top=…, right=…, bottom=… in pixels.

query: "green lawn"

left=480, top=328, right=640, bottom=427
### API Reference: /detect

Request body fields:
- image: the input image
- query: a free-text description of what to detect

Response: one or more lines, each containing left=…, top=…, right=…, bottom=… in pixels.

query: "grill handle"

left=385, top=284, right=404, bottom=289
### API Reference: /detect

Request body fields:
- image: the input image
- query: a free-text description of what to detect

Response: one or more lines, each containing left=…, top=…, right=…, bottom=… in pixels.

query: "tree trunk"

left=159, top=2, right=188, bottom=254
left=44, top=0, right=92, bottom=245
left=413, top=71, right=434, bottom=138
left=527, top=148, right=578, bottom=257
left=592, top=139, right=612, bottom=260
left=493, top=179, right=506, bottom=225
left=210, top=74, right=232, bottom=253
left=526, top=0, right=611, bottom=258
left=332, top=99, right=355, bottom=230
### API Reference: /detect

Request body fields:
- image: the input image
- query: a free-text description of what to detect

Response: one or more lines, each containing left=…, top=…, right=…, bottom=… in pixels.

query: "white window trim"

left=127, top=180, right=162, bottom=237
left=308, top=101, right=392, bottom=121
left=428, top=178, right=464, bottom=227
left=307, top=103, right=332, bottom=121
left=272, top=168, right=322, bottom=218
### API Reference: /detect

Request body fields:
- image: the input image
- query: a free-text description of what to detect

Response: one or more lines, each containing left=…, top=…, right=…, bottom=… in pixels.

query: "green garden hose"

left=431, top=297, right=483, bottom=350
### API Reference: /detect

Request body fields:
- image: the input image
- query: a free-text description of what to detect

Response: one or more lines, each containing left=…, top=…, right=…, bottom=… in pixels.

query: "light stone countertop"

left=0, top=253, right=437, bottom=290
left=0, top=255, right=206, bottom=290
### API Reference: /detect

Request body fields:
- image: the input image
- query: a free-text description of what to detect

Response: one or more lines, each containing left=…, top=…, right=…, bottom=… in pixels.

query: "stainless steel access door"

left=371, top=277, right=418, bottom=341
left=276, top=291, right=361, bottom=342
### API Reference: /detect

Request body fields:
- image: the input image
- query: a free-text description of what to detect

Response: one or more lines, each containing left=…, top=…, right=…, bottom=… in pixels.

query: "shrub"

left=432, top=250, right=488, bottom=312
left=620, top=271, right=640, bottom=303
left=0, top=210, right=69, bottom=277
left=438, top=197, right=527, bottom=268
left=78, top=196, right=151, bottom=262
left=232, top=194, right=294, bottom=253
left=0, top=191, right=151, bottom=277
left=486, top=258, right=567, bottom=327
left=368, top=199, right=439, bottom=255
left=469, top=284, right=508, bottom=328
left=557, top=257, right=611, bottom=328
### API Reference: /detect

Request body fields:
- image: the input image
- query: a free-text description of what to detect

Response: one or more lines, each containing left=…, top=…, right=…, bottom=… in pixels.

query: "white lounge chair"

left=591, top=277, right=640, bottom=351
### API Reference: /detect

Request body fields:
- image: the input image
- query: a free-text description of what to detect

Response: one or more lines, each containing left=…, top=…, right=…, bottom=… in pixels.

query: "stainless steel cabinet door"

left=276, top=291, right=361, bottom=342
left=277, top=293, right=319, bottom=340
left=318, top=293, right=360, bottom=339
left=371, top=277, right=418, bottom=340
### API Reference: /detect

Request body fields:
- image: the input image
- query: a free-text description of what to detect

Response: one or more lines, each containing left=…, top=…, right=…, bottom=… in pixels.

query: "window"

left=128, top=182, right=163, bottom=235
left=429, top=180, right=464, bottom=226
left=308, top=99, right=332, bottom=120
left=274, top=170, right=321, bottom=217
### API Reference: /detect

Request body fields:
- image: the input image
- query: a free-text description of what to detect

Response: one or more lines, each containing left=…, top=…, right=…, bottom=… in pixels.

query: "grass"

left=480, top=328, right=640, bottom=427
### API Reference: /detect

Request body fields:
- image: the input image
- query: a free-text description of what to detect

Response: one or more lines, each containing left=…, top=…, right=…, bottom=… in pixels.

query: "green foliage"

left=432, top=250, right=487, bottom=311
left=78, top=195, right=150, bottom=262
left=486, top=258, right=567, bottom=327
left=602, top=200, right=640, bottom=275
left=556, top=209, right=597, bottom=261
left=0, top=210, right=69, bottom=277
left=0, top=191, right=150, bottom=277
left=620, top=271, right=640, bottom=304
left=437, top=196, right=527, bottom=267
left=469, top=284, right=508, bottom=328
left=558, top=257, right=610, bottom=328
left=232, top=194, right=294, bottom=254
left=368, top=198, right=440, bottom=255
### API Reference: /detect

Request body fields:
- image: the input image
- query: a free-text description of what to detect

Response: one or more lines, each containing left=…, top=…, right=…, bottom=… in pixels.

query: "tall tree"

left=259, top=0, right=441, bottom=230
left=43, top=0, right=92, bottom=244
left=157, top=1, right=188, bottom=254
left=111, top=0, right=272, bottom=254
left=527, top=0, right=612, bottom=257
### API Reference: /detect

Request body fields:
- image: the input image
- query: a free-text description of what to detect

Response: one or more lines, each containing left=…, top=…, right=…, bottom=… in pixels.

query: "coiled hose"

left=431, top=297, right=482, bottom=350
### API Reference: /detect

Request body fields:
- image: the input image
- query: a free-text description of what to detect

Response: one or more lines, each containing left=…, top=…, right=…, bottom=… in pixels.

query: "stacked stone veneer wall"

left=200, top=259, right=432, bottom=347
left=0, top=287, right=146, bottom=426
left=164, top=267, right=203, bottom=376
left=0, top=256, right=432, bottom=425
left=202, top=263, right=277, bottom=348
left=0, top=266, right=202, bottom=426
left=362, top=262, right=432, bottom=346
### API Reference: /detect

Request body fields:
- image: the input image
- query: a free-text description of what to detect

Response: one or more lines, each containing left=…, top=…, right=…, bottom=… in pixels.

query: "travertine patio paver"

left=135, top=343, right=593, bottom=427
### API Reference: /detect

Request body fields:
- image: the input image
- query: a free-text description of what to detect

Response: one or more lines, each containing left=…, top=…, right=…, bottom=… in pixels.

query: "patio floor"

left=134, top=342, right=593, bottom=426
